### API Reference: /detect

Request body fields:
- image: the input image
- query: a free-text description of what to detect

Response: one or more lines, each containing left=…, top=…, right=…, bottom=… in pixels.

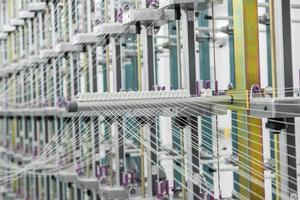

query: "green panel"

left=169, top=21, right=182, bottom=187
left=231, top=112, right=239, bottom=193
left=228, top=0, right=236, bottom=88
left=199, top=11, right=211, bottom=81
left=124, top=59, right=138, bottom=91
left=124, top=35, right=138, bottom=91
left=202, top=117, right=213, bottom=186
left=199, top=10, right=213, bottom=188
left=171, top=121, right=182, bottom=187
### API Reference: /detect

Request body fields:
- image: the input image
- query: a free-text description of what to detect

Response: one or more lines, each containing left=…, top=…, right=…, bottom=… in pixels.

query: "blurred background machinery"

left=0, top=0, right=300, bottom=199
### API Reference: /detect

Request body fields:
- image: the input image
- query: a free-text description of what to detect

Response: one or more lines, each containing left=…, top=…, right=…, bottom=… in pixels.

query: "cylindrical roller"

left=66, top=95, right=233, bottom=114
left=66, top=101, right=79, bottom=113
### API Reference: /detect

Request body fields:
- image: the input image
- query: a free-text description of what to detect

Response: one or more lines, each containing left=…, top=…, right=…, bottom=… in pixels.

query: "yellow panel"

left=233, top=0, right=264, bottom=199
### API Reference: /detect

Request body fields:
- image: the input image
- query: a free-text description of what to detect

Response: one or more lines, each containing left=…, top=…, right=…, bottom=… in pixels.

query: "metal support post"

left=72, top=116, right=78, bottom=200
left=141, top=23, right=157, bottom=197
left=111, top=36, right=125, bottom=187
left=271, top=0, right=298, bottom=198
left=181, top=6, right=200, bottom=199
left=141, top=27, right=155, bottom=91
left=232, top=1, right=265, bottom=199
left=111, top=38, right=122, bottom=92
left=87, top=43, right=98, bottom=200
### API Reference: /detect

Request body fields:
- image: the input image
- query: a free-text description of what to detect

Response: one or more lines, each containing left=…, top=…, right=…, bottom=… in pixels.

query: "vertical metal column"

left=168, top=20, right=182, bottom=194
left=198, top=9, right=214, bottom=191
left=86, top=1, right=98, bottom=198
left=271, top=0, right=297, bottom=198
left=181, top=5, right=200, bottom=200
left=88, top=44, right=98, bottom=200
left=232, top=1, right=265, bottom=199
left=141, top=22, right=157, bottom=197
left=67, top=1, right=78, bottom=199
left=111, top=35, right=124, bottom=187
left=111, top=38, right=122, bottom=93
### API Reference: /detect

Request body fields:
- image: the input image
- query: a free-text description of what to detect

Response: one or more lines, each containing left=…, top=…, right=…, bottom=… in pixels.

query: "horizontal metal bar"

left=123, top=8, right=175, bottom=26
left=77, top=178, right=99, bottom=190
left=66, top=94, right=232, bottom=117
left=99, top=186, right=133, bottom=200
left=0, top=108, right=101, bottom=117
left=258, top=2, right=300, bottom=9
left=160, top=0, right=223, bottom=10
left=95, top=23, right=136, bottom=37
left=292, top=4, right=300, bottom=9
left=292, top=19, right=300, bottom=23
left=58, top=172, right=78, bottom=183
left=250, top=97, right=300, bottom=118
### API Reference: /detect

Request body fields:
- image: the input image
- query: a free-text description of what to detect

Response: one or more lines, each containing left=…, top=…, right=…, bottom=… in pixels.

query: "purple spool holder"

left=100, top=165, right=108, bottom=177
left=33, top=146, right=38, bottom=156
left=76, top=163, right=84, bottom=176
left=195, top=81, right=200, bottom=96
left=56, top=97, right=66, bottom=108
left=204, top=80, right=211, bottom=89
left=252, top=84, right=261, bottom=94
left=115, top=8, right=123, bottom=23
left=156, top=180, right=169, bottom=199
left=96, top=165, right=109, bottom=179
left=208, top=191, right=216, bottom=200
left=147, top=0, right=159, bottom=8
left=122, top=172, right=130, bottom=187
left=215, top=81, right=219, bottom=96
left=43, top=99, right=49, bottom=107
left=122, top=171, right=137, bottom=187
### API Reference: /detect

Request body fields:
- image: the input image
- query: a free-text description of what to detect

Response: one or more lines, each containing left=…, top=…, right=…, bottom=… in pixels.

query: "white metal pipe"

left=292, top=19, right=300, bottom=23
left=259, top=3, right=300, bottom=9
left=291, top=4, right=300, bottom=9
left=66, top=95, right=232, bottom=113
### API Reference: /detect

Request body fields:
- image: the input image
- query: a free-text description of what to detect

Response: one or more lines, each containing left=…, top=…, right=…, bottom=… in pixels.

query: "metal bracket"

left=10, top=18, right=25, bottom=26
left=123, top=9, right=175, bottom=26
left=19, top=10, right=35, bottom=19
left=77, top=178, right=99, bottom=190
left=73, top=33, right=98, bottom=45
left=227, top=89, right=249, bottom=111
left=55, top=42, right=79, bottom=53
left=27, top=2, right=47, bottom=12
left=95, top=23, right=136, bottom=38
left=0, top=32, right=8, bottom=40
left=159, top=0, right=223, bottom=10
left=58, top=172, right=78, bottom=183
left=98, top=186, right=138, bottom=200
left=40, top=49, right=61, bottom=58
left=1, top=24, right=16, bottom=33
left=250, top=97, right=300, bottom=118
